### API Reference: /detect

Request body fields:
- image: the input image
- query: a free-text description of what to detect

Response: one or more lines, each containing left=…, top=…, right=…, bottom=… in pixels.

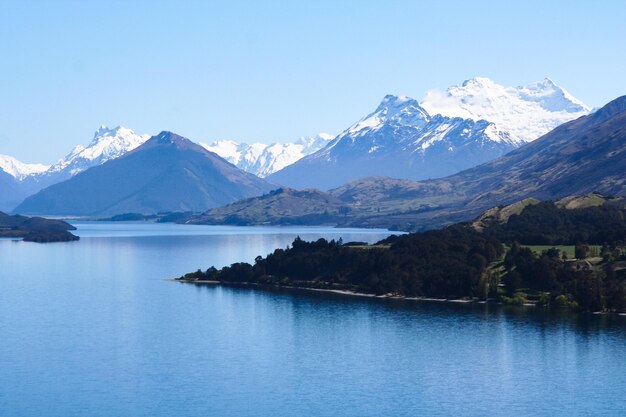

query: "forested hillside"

left=180, top=201, right=626, bottom=312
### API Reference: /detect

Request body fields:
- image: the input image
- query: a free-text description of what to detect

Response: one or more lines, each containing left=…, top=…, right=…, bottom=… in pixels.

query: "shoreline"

left=170, top=279, right=626, bottom=315
left=171, top=278, right=506, bottom=306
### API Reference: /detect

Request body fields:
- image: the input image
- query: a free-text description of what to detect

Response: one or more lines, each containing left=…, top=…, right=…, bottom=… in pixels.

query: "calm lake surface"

left=1, top=222, right=625, bottom=416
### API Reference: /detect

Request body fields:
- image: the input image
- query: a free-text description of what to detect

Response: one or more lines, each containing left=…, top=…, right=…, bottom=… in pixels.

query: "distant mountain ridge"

left=0, top=126, right=332, bottom=210
left=0, top=154, right=49, bottom=180
left=0, top=126, right=150, bottom=211
left=268, top=94, right=520, bottom=190
left=48, top=125, right=150, bottom=178
left=2, top=126, right=333, bottom=182
left=193, top=94, right=626, bottom=231
left=268, top=77, right=590, bottom=191
left=0, top=76, right=591, bottom=212
left=350, top=93, right=626, bottom=229
left=14, top=131, right=275, bottom=216
left=201, top=133, right=334, bottom=177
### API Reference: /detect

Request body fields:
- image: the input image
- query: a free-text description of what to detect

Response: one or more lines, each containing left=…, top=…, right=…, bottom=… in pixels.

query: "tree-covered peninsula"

left=179, top=198, right=626, bottom=313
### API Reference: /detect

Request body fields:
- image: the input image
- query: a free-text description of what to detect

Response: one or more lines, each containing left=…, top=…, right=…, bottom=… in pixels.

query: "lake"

left=1, top=222, right=625, bottom=416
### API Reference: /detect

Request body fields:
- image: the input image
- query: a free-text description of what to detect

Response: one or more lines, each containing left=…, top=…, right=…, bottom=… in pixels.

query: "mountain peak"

left=379, top=94, right=412, bottom=105
left=461, top=77, right=498, bottom=88
left=517, top=78, right=590, bottom=114
left=518, top=77, right=558, bottom=91
left=269, top=90, right=520, bottom=190
left=294, top=133, right=334, bottom=147
left=90, top=125, right=144, bottom=145
left=49, top=125, right=150, bottom=175
left=0, top=154, right=50, bottom=180
left=94, top=125, right=124, bottom=139
left=154, top=131, right=187, bottom=144
left=342, top=94, right=429, bottom=137
left=421, top=77, right=591, bottom=142
left=140, top=131, right=205, bottom=154
left=376, top=94, right=423, bottom=112
left=15, top=127, right=274, bottom=216
left=202, top=133, right=334, bottom=178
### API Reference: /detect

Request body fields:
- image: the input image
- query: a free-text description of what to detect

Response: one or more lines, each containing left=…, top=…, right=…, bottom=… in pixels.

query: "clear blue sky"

left=1, top=0, right=625, bottom=163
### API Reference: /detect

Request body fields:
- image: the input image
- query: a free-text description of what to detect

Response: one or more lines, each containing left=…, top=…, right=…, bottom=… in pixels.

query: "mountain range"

left=1, top=77, right=599, bottom=217
left=15, top=132, right=274, bottom=216
left=200, top=133, right=334, bottom=177
left=0, top=126, right=150, bottom=211
left=267, top=78, right=590, bottom=190
left=0, top=126, right=331, bottom=211
left=48, top=125, right=150, bottom=179
left=267, top=94, right=521, bottom=190
left=190, top=94, right=626, bottom=231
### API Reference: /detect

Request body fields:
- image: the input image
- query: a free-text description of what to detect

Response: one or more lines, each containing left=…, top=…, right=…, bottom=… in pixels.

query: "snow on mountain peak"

left=0, top=154, right=50, bottom=180
left=378, top=94, right=413, bottom=107
left=0, top=77, right=591, bottom=185
left=516, top=78, right=590, bottom=113
left=201, top=133, right=334, bottom=178
left=294, top=133, right=335, bottom=152
left=421, top=77, right=590, bottom=142
left=461, top=76, right=499, bottom=89
left=347, top=95, right=429, bottom=137
left=313, top=92, right=522, bottom=167
left=50, top=125, right=150, bottom=175
left=96, top=124, right=112, bottom=135
left=374, top=95, right=428, bottom=121
left=267, top=95, right=523, bottom=190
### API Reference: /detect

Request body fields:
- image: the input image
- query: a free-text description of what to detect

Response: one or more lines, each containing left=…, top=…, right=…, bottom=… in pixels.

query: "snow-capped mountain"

left=268, top=95, right=520, bottom=190
left=0, top=76, right=592, bottom=210
left=329, top=94, right=521, bottom=148
left=16, top=131, right=274, bottom=216
left=200, top=140, right=267, bottom=174
left=421, top=77, right=591, bottom=142
left=0, top=155, right=51, bottom=211
left=201, top=134, right=334, bottom=177
left=0, top=155, right=49, bottom=180
left=0, top=126, right=151, bottom=211
left=49, top=125, right=150, bottom=177
left=1, top=125, right=331, bottom=211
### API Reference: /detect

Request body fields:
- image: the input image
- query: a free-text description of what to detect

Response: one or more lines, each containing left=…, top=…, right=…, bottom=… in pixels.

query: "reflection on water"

left=194, top=282, right=626, bottom=337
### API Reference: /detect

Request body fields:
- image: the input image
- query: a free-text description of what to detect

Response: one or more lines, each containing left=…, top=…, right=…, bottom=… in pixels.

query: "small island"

left=178, top=196, right=626, bottom=313
left=0, top=212, right=79, bottom=242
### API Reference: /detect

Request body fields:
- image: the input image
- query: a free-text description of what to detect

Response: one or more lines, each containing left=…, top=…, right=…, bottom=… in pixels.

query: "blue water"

left=1, top=222, right=625, bottom=416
